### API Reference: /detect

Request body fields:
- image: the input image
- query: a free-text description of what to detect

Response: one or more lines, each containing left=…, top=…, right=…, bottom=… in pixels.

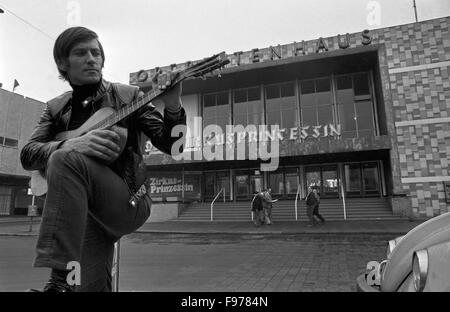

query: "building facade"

left=131, top=16, right=450, bottom=221
left=0, top=89, right=45, bottom=215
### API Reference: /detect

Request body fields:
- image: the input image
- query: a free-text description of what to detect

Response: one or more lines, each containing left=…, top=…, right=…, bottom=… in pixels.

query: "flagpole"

left=413, top=0, right=419, bottom=22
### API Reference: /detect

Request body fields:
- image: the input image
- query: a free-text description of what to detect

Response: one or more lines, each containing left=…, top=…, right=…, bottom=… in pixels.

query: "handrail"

left=211, top=188, right=225, bottom=221
left=294, top=184, right=301, bottom=221
left=340, top=179, right=347, bottom=220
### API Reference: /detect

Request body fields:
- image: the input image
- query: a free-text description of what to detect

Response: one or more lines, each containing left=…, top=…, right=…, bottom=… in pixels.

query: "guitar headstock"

left=178, top=52, right=230, bottom=82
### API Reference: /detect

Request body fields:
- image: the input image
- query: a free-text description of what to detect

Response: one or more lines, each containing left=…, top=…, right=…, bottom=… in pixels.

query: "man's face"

left=61, top=39, right=103, bottom=85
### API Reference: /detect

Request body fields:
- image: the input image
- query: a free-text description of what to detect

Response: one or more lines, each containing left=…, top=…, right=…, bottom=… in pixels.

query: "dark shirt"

left=67, top=81, right=102, bottom=131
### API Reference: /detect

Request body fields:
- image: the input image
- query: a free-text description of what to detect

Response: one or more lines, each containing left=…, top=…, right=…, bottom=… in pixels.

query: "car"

left=356, top=212, right=450, bottom=292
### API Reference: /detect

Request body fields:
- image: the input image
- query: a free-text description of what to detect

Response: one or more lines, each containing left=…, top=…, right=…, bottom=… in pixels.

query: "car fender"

left=381, top=212, right=450, bottom=292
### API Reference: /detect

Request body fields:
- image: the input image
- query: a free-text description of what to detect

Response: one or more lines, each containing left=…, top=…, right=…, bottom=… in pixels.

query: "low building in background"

left=0, top=88, right=45, bottom=215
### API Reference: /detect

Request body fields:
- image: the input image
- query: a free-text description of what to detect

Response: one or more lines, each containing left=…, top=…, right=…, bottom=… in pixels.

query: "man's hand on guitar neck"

left=152, top=69, right=182, bottom=113
left=60, top=129, right=121, bottom=163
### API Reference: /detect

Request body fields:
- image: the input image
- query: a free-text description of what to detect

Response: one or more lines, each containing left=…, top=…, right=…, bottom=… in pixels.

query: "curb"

left=0, top=230, right=412, bottom=237
left=133, top=229, right=412, bottom=235
left=0, top=233, right=38, bottom=237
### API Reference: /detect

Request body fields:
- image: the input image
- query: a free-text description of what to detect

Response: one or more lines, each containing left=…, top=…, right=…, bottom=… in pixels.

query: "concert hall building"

left=132, top=16, right=446, bottom=222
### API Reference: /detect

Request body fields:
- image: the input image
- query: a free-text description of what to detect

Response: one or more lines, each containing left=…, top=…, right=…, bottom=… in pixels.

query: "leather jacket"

left=20, top=79, right=186, bottom=193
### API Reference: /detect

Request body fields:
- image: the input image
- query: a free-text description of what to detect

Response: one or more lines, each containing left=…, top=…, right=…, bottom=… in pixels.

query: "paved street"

left=0, top=232, right=392, bottom=292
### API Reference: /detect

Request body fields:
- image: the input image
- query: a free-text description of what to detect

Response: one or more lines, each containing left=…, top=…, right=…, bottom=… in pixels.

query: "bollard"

left=112, top=239, right=121, bottom=292
left=27, top=196, right=38, bottom=232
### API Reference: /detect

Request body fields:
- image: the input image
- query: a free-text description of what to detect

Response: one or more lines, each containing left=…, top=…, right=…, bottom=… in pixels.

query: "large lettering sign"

left=144, top=123, right=341, bottom=155
left=131, top=30, right=373, bottom=83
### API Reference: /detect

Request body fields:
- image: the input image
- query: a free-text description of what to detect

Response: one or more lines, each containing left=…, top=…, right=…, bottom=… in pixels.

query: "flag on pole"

left=13, top=79, right=19, bottom=92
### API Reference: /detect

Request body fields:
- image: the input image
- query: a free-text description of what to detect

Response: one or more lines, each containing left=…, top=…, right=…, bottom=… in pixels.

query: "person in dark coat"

left=20, top=27, right=186, bottom=292
left=305, top=186, right=319, bottom=226
left=312, top=187, right=325, bottom=224
left=251, top=191, right=264, bottom=227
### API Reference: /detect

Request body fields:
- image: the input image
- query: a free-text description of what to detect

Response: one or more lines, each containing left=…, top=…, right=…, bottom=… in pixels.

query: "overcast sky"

left=1, top=0, right=449, bottom=102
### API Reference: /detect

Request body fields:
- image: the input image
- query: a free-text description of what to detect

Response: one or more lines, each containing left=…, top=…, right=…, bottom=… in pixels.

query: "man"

left=20, top=27, right=186, bottom=291
left=305, top=186, right=325, bottom=227
left=251, top=191, right=264, bottom=227
left=312, top=187, right=325, bottom=224
left=305, top=186, right=318, bottom=227
left=262, top=188, right=276, bottom=225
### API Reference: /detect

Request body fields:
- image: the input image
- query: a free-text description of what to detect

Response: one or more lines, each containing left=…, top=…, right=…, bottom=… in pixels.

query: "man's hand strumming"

left=61, top=129, right=121, bottom=163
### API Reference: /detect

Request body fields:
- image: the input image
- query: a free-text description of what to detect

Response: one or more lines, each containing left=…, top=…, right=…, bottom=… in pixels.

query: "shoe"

left=27, top=279, right=75, bottom=292
left=27, top=269, right=75, bottom=292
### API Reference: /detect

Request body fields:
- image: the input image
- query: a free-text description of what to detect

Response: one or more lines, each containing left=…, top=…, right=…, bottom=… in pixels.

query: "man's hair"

left=53, top=26, right=105, bottom=80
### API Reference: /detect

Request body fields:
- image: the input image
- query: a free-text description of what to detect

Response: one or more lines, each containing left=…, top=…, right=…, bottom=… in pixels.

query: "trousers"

left=306, top=204, right=316, bottom=225
left=34, top=149, right=150, bottom=291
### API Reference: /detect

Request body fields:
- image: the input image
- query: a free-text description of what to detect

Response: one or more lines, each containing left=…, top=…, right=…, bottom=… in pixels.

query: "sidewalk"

left=0, top=216, right=424, bottom=237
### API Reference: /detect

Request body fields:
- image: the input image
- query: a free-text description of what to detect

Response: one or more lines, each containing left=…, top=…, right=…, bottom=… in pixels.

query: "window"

left=336, top=73, right=375, bottom=138
left=300, top=78, right=333, bottom=128
left=203, top=91, right=230, bottom=139
left=4, top=138, right=18, bottom=148
left=265, top=82, right=297, bottom=129
left=233, top=87, right=263, bottom=127
left=0, top=137, right=18, bottom=148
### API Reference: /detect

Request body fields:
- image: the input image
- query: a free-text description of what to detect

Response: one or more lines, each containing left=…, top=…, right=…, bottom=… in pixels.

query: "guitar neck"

left=89, top=52, right=229, bottom=131
left=91, top=86, right=165, bottom=130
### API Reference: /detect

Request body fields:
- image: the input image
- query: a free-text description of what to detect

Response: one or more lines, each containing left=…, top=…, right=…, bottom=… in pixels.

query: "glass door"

left=235, top=172, right=250, bottom=201
left=344, top=162, right=380, bottom=197
left=268, top=170, right=284, bottom=199
left=362, top=162, right=380, bottom=196
left=203, top=172, right=216, bottom=201
left=204, top=171, right=231, bottom=201
left=322, top=165, right=339, bottom=198
left=344, top=163, right=362, bottom=197
left=217, top=171, right=231, bottom=201
left=250, top=174, right=263, bottom=194
left=305, top=166, right=321, bottom=193
left=285, top=167, right=299, bottom=198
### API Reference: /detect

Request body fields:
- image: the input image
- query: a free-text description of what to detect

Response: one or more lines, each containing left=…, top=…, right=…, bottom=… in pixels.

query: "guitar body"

left=30, top=107, right=128, bottom=196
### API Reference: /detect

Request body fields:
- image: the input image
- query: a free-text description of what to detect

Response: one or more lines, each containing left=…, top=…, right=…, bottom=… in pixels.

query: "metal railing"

left=340, top=179, right=347, bottom=220
left=294, top=184, right=301, bottom=221
left=112, top=240, right=120, bottom=292
left=210, top=188, right=225, bottom=221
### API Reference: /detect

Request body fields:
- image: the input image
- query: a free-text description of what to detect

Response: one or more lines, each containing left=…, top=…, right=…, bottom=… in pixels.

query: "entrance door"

left=0, top=187, right=12, bottom=216
left=305, top=166, right=321, bottom=191
left=322, top=165, right=339, bottom=198
left=362, top=162, right=380, bottom=196
left=250, top=175, right=263, bottom=194
left=344, top=163, right=361, bottom=197
left=344, top=162, right=380, bottom=197
left=235, top=173, right=250, bottom=200
left=285, top=168, right=299, bottom=198
left=217, top=171, right=231, bottom=201
left=204, top=171, right=231, bottom=201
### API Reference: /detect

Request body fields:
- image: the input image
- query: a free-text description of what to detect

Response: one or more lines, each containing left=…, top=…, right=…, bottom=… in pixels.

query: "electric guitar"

left=30, top=52, right=230, bottom=196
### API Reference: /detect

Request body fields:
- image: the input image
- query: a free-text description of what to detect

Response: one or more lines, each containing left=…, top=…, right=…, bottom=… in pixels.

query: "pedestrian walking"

left=312, top=187, right=325, bottom=224
left=305, top=186, right=319, bottom=227
left=251, top=191, right=264, bottom=227
left=262, top=188, right=277, bottom=225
